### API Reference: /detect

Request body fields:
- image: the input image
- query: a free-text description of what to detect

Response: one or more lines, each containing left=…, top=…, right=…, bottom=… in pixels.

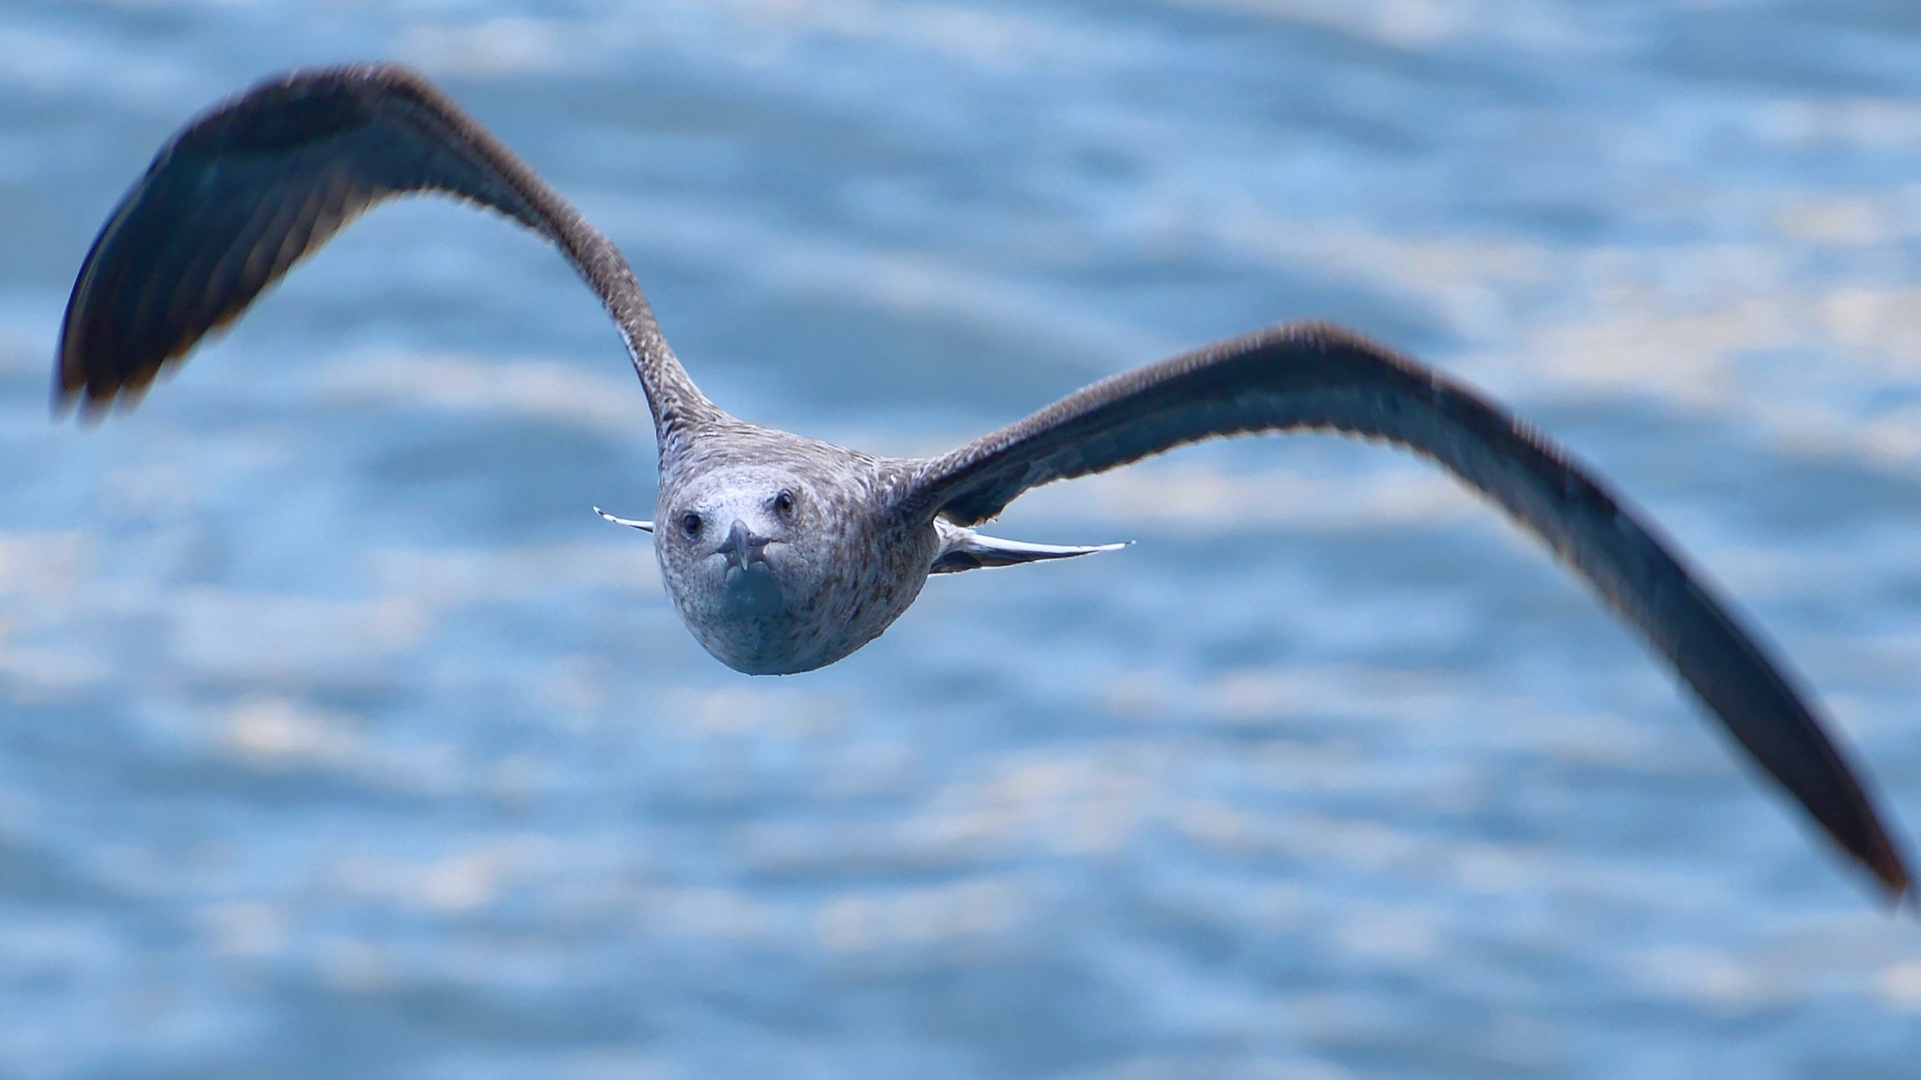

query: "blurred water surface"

left=3, top=1, right=1921, bottom=1077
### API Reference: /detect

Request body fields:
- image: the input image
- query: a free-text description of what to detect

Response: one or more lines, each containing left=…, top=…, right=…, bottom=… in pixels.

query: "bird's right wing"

left=896, top=321, right=1911, bottom=902
left=57, top=63, right=711, bottom=435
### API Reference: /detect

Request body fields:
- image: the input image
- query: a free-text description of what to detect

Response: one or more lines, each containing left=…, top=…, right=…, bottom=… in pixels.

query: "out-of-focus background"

left=2, top=1, right=1920, bottom=1076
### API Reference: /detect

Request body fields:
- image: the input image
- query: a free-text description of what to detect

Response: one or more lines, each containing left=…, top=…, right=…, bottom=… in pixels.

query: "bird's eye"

left=680, top=512, right=702, bottom=536
left=774, top=489, right=796, bottom=517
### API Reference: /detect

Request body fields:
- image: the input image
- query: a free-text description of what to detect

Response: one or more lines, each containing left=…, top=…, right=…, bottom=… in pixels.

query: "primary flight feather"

left=57, top=63, right=1912, bottom=902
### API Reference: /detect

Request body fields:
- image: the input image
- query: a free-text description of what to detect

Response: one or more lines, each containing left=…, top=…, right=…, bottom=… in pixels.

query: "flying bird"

left=56, top=63, right=1912, bottom=902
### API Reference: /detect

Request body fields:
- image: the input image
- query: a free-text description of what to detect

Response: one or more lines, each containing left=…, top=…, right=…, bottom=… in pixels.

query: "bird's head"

left=652, top=463, right=928, bottom=675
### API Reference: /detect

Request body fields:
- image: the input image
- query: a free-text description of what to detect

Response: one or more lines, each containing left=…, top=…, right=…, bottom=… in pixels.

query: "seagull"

left=56, top=63, right=1912, bottom=902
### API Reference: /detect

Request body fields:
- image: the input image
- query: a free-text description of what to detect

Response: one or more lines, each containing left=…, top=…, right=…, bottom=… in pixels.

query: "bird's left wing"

left=56, top=63, right=710, bottom=435
left=893, top=320, right=1912, bottom=902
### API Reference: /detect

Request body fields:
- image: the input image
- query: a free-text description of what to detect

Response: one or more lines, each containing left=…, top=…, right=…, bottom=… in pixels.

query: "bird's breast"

left=718, top=564, right=784, bottom=619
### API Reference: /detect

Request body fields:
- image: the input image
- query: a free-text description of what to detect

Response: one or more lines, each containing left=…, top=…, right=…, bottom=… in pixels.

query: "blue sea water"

left=2, top=1, right=1921, bottom=1076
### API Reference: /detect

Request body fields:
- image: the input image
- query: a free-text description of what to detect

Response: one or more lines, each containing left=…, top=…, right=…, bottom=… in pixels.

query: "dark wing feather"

left=59, top=64, right=542, bottom=412
left=900, top=320, right=1911, bottom=901
left=56, top=63, right=712, bottom=434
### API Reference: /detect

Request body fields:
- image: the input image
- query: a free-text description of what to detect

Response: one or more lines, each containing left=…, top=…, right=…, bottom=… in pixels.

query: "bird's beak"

left=714, top=519, right=773, bottom=571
